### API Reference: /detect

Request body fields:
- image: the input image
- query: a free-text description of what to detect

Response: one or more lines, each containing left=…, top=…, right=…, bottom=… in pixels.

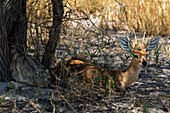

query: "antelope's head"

left=119, top=37, right=160, bottom=68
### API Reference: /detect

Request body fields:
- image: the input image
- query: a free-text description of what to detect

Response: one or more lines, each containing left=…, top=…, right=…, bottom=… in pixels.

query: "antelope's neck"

left=122, top=62, right=142, bottom=88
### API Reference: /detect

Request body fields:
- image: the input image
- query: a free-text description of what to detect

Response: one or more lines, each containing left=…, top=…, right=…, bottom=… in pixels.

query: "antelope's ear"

left=118, top=38, right=133, bottom=52
left=145, top=36, right=160, bottom=52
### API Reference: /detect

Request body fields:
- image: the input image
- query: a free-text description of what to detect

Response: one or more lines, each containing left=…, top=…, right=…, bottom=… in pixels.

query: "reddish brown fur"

left=51, top=48, right=147, bottom=90
left=51, top=37, right=159, bottom=90
left=51, top=57, right=123, bottom=90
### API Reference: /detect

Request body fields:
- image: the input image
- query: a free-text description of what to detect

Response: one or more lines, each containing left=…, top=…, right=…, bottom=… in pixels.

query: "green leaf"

left=18, top=86, right=22, bottom=94
left=98, top=47, right=101, bottom=53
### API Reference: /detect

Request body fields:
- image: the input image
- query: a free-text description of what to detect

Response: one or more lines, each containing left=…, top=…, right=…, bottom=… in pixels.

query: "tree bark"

left=42, top=0, right=64, bottom=69
left=6, top=0, right=27, bottom=51
left=0, top=0, right=10, bottom=81
left=0, top=0, right=27, bottom=81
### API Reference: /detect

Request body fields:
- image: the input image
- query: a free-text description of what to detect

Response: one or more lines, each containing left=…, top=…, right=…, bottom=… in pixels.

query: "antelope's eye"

left=134, top=54, right=139, bottom=59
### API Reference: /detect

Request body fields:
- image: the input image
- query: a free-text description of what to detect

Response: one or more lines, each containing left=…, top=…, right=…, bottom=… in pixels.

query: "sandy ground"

left=0, top=30, right=169, bottom=112
left=0, top=82, right=10, bottom=95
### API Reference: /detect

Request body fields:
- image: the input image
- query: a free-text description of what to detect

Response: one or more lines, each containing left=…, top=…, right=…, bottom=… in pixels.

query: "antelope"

left=52, top=37, right=160, bottom=90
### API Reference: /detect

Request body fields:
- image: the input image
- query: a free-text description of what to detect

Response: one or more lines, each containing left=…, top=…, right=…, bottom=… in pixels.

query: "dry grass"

left=119, top=0, right=170, bottom=36
left=70, top=0, right=170, bottom=35
left=27, top=0, right=169, bottom=38
left=1, top=1, right=168, bottom=112
left=26, top=0, right=52, bottom=49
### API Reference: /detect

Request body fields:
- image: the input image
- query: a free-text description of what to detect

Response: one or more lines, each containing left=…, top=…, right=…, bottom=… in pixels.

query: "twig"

left=29, top=100, right=41, bottom=113
left=36, top=85, right=40, bottom=103
left=80, top=10, right=117, bottom=46
left=115, top=0, right=128, bottom=21
left=83, top=104, right=88, bottom=113
left=57, top=88, right=78, bottom=113
left=88, top=17, right=113, bottom=40
left=35, top=22, right=40, bottom=60
left=13, top=98, right=19, bottom=113
left=50, top=92, right=56, bottom=113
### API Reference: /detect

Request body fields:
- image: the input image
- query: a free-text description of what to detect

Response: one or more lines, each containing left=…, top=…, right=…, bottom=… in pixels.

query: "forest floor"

left=0, top=29, right=169, bottom=112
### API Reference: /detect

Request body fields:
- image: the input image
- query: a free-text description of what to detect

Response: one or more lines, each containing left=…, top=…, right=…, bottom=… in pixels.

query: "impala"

left=52, top=37, right=160, bottom=90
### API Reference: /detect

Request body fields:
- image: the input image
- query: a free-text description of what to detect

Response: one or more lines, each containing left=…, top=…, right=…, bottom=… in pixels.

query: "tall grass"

left=67, top=0, right=170, bottom=36
left=27, top=0, right=52, bottom=23
left=119, top=0, right=170, bottom=36
left=27, top=0, right=169, bottom=37
left=26, top=0, right=52, bottom=49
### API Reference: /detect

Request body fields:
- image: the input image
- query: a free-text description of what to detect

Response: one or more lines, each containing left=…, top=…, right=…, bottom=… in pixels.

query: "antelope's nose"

left=142, top=59, right=147, bottom=67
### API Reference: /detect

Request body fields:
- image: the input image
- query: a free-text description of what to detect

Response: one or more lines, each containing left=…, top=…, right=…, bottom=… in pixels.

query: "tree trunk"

left=0, top=0, right=10, bottom=81
left=0, top=0, right=27, bottom=81
left=6, top=0, right=27, bottom=51
left=42, top=0, right=64, bottom=69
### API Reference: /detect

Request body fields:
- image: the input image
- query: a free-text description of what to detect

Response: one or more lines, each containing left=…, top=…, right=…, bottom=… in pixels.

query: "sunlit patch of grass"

left=27, top=0, right=52, bottom=23
left=65, top=0, right=122, bottom=30
left=119, top=0, right=170, bottom=36
left=27, top=0, right=169, bottom=48
left=66, top=0, right=169, bottom=36
left=26, top=0, right=52, bottom=51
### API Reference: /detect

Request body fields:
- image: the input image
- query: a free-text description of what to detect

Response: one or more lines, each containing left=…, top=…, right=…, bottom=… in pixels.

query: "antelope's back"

left=51, top=57, right=92, bottom=81
left=51, top=57, right=122, bottom=87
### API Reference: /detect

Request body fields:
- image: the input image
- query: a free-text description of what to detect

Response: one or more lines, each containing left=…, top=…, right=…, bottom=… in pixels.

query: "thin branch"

left=57, top=88, right=78, bottom=113
left=115, top=0, right=128, bottom=21
left=29, top=100, right=41, bottom=113
left=50, top=92, right=56, bottom=113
